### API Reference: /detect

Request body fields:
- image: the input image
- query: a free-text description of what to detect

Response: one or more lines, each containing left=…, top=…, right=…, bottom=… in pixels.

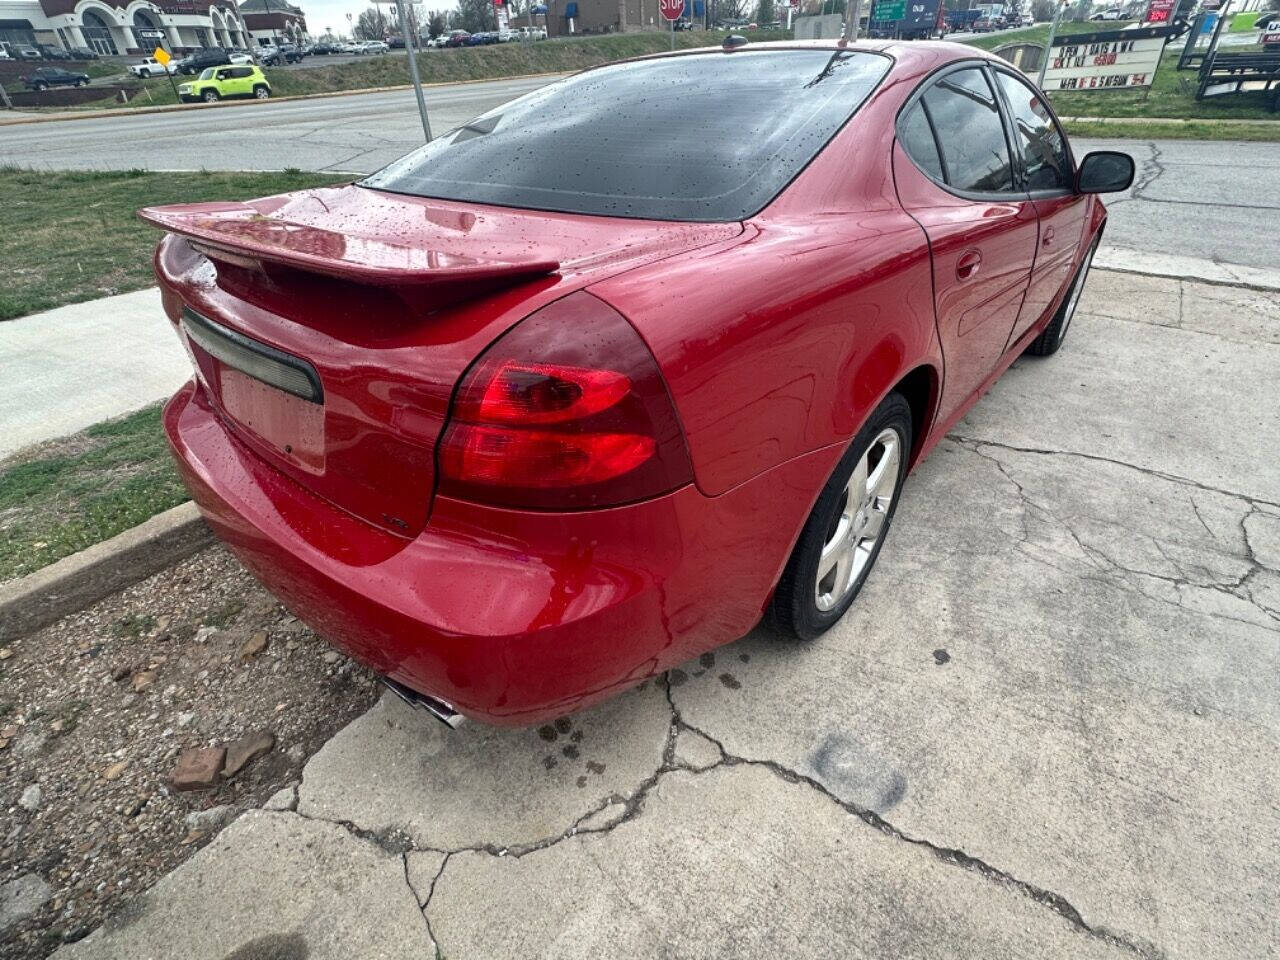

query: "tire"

left=253, top=84, right=269, bottom=99
left=34, top=82, right=48, bottom=91
left=202, top=89, right=220, bottom=102
left=771, top=392, right=913, bottom=641
left=139, top=68, right=150, bottom=77
left=1026, top=234, right=1098, bottom=357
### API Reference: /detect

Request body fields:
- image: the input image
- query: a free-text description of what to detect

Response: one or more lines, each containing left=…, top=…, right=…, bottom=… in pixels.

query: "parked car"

left=1253, top=10, right=1279, bottom=30
left=972, top=16, right=994, bottom=31
left=0, top=46, right=11, bottom=60
left=260, top=44, right=303, bottom=65
left=140, top=44, right=1133, bottom=728
left=66, top=46, right=100, bottom=59
left=11, top=44, right=43, bottom=60
left=1090, top=8, right=1125, bottom=19
left=337, top=41, right=360, bottom=53
left=37, top=44, right=74, bottom=60
left=444, top=30, right=471, bottom=47
left=21, top=66, right=91, bottom=89
left=361, top=40, right=390, bottom=53
left=129, top=56, right=178, bottom=78
left=311, top=41, right=338, bottom=54
left=228, top=50, right=255, bottom=64
left=176, top=64, right=270, bottom=102
left=176, top=48, right=232, bottom=74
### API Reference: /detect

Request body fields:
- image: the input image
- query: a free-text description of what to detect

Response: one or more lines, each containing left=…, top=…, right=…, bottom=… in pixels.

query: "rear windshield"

left=361, top=49, right=890, bottom=222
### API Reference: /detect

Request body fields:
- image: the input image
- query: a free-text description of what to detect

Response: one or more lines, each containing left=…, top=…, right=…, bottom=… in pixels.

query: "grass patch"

left=112, top=612, right=157, bottom=638
left=201, top=598, right=247, bottom=628
left=1062, top=117, right=1280, bottom=140
left=0, top=404, right=187, bottom=582
left=65, top=31, right=792, bottom=110
left=1, top=60, right=123, bottom=93
left=269, top=31, right=791, bottom=95
left=1230, top=12, right=1259, bottom=32
left=961, top=20, right=1103, bottom=52
left=1048, top=54, right=1275, bottom=120
left=0, top=167, right=348, bottom=322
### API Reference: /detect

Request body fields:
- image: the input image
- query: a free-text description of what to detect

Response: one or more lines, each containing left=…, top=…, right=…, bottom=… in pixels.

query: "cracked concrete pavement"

left=50, top=272, right=1280, bottom=958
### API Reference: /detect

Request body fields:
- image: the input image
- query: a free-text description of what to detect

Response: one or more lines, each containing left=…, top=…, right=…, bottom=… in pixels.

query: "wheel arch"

left=889, top=362, right=941, bottom=470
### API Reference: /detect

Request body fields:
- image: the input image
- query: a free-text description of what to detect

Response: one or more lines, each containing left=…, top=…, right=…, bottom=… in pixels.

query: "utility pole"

left=395, top=0, right=433, bottom=141
left=1037, top=0, right=1067, bottom=87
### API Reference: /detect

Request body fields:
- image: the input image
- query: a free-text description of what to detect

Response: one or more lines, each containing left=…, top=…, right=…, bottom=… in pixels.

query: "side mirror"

left=1076, top=151, right=1135, bottom=194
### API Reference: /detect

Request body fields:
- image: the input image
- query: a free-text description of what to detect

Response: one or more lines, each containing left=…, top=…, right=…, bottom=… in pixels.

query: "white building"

left=0, top=0, right=299, bottom=55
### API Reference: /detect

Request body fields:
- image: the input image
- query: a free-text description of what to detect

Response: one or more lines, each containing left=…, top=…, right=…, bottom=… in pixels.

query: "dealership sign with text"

left=1041, top=26, right=1169, bottom=91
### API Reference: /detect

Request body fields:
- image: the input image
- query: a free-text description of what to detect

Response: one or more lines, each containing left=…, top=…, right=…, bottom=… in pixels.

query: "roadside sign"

left=901, top=0, right=941, bottom=32
left=153, top=47, right=170, bottom=65
left=1040, top=25, right=1169, bottom=91
left=659, top=0, right=683, bottom=20
left=1143, top=0, right=1174, bottom=24
left=872, top=0, right=906, bottom=20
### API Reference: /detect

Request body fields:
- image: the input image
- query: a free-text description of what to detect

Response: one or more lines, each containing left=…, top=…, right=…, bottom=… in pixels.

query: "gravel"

left=0, top=546, right=381, bottom=958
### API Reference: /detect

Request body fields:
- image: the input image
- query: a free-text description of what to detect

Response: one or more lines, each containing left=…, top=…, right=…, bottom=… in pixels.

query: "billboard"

left=901, top=0, right=942, bottom=32
left=1040, top=26, right=1169, bottom=91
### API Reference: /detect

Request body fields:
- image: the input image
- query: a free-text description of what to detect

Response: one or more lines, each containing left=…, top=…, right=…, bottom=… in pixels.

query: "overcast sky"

left=300, top=0, right=432, bottom=37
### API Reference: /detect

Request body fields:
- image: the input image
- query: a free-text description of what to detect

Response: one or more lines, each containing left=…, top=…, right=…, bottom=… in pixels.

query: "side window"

left=232, top=67, right=252, bottom=78
left=898, top=103, right=944, bottom=182
left=921, top=67, right=1015, bottom=194
left=993, top=70, right=1072, bottom=191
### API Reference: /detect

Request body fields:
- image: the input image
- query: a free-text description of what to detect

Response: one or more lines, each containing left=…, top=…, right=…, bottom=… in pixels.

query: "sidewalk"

left=0, top=290, right=188, bottom=460
left=32, top=268, right=1280, bottom=959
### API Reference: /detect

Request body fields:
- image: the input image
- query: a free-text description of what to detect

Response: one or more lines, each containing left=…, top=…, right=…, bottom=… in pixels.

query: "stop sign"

left=660, top=0, right=683, bottom=20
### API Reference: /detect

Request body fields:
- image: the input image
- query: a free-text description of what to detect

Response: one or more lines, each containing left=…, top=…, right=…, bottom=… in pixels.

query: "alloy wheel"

left=815, top=427, right=902, bottom=611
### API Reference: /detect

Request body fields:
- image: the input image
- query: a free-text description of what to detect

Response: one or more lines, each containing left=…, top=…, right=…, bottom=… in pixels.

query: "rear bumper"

left=164, top=380, right=839, bottom=726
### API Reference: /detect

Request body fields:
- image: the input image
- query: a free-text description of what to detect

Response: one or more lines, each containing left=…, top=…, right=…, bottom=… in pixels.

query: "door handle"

left=1042, top=227, right=1056, bottom=247
left=956, top=250, right=982, bottom=280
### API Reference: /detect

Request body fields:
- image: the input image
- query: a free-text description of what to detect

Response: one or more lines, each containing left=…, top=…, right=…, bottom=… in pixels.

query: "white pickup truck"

left=128, top=57, right=178, bottom=78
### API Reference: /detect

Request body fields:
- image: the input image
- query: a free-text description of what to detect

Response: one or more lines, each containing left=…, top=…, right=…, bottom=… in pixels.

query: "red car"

left=142, top=40, right=1133, bottom=727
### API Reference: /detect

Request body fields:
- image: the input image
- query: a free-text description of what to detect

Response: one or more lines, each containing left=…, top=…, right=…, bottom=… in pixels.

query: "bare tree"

left=355, top=5, right=391, bottom=38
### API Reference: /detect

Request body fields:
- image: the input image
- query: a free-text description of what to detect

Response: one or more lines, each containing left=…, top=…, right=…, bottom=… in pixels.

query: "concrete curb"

left=1060, top=115, right=1280, bottom=128
left=0, top=501, right=211, bottom=642
left=0, top=70, right=567, bottom=127
left=1094, top=249, right=1280, bottom=293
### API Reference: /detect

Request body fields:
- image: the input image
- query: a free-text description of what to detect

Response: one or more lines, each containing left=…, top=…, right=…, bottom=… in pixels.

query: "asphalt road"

left=0, top=76, right=560, bottom=176
left=2, top=75, right=1276, bottom=271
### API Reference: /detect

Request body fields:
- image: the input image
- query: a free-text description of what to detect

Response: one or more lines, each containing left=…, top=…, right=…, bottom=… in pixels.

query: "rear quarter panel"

left=589, top=57, right=943, bottom=497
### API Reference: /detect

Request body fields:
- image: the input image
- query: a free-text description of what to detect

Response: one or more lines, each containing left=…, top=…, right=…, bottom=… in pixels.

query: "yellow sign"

left=153, top=47, right=171, bottom=65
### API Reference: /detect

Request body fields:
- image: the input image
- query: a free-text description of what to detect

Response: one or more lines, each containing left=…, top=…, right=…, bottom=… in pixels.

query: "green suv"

left=178, top=65, right=270, bottom=103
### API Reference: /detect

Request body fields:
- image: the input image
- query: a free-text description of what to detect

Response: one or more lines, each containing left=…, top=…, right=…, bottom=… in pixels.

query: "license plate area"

left=219, top=367, right=325, bottom=473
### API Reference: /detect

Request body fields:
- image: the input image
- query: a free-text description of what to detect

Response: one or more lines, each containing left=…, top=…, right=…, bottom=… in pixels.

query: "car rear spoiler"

left=137, top=201, right=561, bottom=291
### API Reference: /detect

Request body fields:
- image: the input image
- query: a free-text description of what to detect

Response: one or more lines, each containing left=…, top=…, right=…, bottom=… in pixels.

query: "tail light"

left=438, top=292, right=693, bottom=510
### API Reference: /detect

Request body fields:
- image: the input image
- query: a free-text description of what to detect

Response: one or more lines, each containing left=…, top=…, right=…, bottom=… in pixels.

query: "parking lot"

left=2, top=51, right=1279, bottom=960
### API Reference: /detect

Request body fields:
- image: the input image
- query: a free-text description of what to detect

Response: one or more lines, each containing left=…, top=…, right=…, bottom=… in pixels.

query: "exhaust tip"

left=380, top=676, right=465, bottom=729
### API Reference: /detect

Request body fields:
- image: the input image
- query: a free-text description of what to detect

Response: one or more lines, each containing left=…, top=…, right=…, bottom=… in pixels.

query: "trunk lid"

left=145, top=184, right=741, bottom=536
